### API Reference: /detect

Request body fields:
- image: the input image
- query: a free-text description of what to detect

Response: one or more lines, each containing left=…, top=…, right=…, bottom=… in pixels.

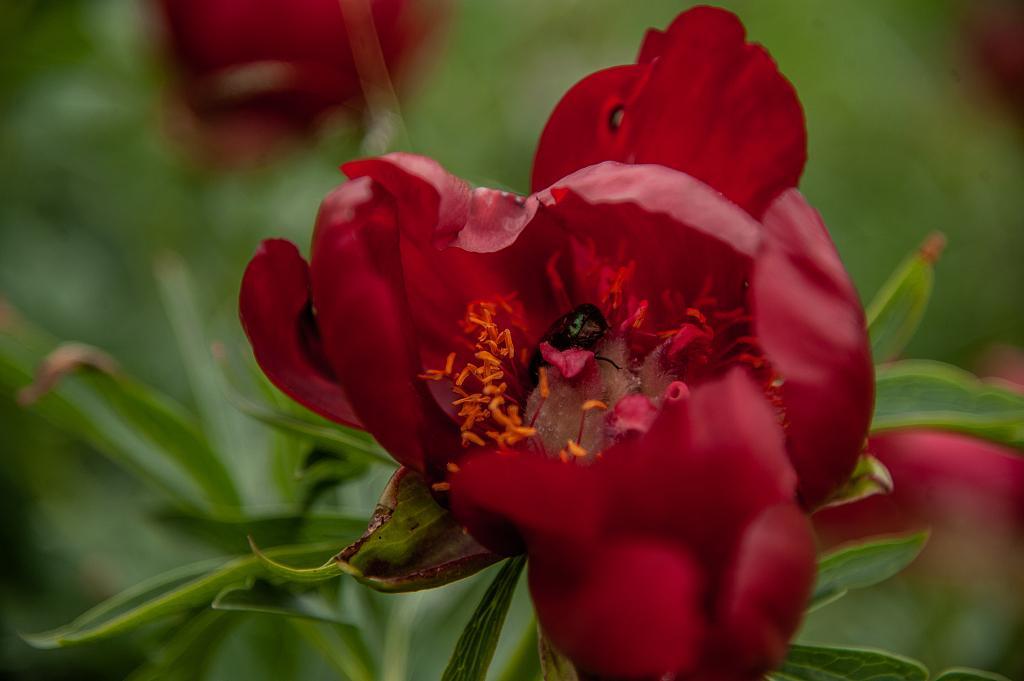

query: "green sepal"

left=820, top=454, right=894, bottom=509
left=335, top=467, right=500, bottom=593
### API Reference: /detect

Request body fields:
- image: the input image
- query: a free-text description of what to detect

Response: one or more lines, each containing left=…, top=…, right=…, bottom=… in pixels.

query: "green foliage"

left=23, top=542, right=341, bottom=649
left=810, top=533, right=929, bottom=611
left=932, top=670, right=1012, bottom=681
left=212, top=580, right=350, bottom=627
left=771, top=644, right=928, bottom=681
left=867, top=234, right=943, bottom=363
left=441, top=557, right=527, bottom=681
left=0, top=323, right=239, bottom=511
left=873, top=360, right=1024, bottom=449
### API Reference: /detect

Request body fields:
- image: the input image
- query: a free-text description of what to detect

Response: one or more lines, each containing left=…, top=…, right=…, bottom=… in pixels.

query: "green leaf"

left=810, top=532, right=928, bottom=611
left=538, top=630, right=580, bottom=681
left=441, top=556, right=527, bottom=681
left=770, top=643, right=928, bottom=681
left=872, top=360, right=1024, bottom=449
left=124, top=609, right=237, bottom=681
left=496, top=618, right=541, bottom=681
left=820, top=455, right=894, bottom=509
left=933, top=669, right=1012, bottom=681
left=866, top=233, right=944, bottom=363
left=212, top=579, right=350, bottom=626
left=154, top=508, right=366, bottom=554
left=23, top=542, right=340, bottom=648
left=291, top=619, right=376, bottom=681
left=154, top=253, right=247, bottom=497
left=0, top=325, right=239, bottom=510
left=224, top=370, right=392, bottom=466
left=336, top=467, right=500, bottom=592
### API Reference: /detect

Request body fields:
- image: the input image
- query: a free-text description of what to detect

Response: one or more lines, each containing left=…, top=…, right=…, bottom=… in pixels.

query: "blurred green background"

left=2, top=0, right=1023, bottom=679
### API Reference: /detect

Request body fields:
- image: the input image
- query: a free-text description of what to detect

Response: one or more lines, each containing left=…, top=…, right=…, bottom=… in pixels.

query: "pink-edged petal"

left=309, top=177, right=459, bottom=475
left=753, top=189, right=874, bottom=509
left=713, top=504, right=815, bottom=675
left=537, top=162, right=761, bottom=325
left=341, top=153, right=566, bottom=372
left=239, top=238, right=361, bottom=428
left=532, top=6, right=806, bottom=218
left=529, top=539, right=706, bottom=679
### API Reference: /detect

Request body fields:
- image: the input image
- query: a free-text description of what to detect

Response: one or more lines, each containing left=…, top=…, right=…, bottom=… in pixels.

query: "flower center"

left=419, top=273, right=778, bottom=471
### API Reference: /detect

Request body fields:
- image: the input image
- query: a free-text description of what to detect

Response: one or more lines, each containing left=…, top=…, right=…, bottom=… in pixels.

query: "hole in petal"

left=608, top=104, right=625, bottom=132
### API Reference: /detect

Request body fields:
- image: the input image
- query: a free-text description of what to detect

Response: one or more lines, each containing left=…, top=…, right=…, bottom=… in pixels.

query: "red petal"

left=714, top=504, right=815, bottom=675
left=309, top=177, right=459, bottom=474
left=529, top=539, right=705, bottom=678
left=537, top=162, right=761, bottom=325
left=533, top=6, right=806, bottom=218
left=753, top=189, right=874, bottom=508
left=815, top=430, right=1024, bottom=545
left=342, top=154, right=566, bottom=370
left=239, top=239, right=361, bottom=428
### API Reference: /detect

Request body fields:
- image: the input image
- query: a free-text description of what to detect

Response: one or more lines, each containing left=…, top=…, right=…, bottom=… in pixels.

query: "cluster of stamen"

left=420, top=299, right=537, bottom=450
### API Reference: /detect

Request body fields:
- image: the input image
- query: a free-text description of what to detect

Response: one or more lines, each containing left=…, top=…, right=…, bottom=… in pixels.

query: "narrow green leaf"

left=249, top=537, right=346, bottom=583
left=336, top=467, right=499, bottom=592
left=933, top=669, right=1012, bottom=681
left=154, top=253, right=246, bottom=496
left=125, top=609, right=237, bottom=681
left=212, top=579, right=350, bottom=626
left=770, top=643, right=927, bottom=681
left=496, top=618, right=541, bottom=681
left=810, top=532, right=927, bottom=611
left=0, top=326, right=238, bottom=510
left=538, top=630, right=579, bottom=681
left=224, top=370, right=393, bottom=466
left=22, top=542, right=340, bottom=648
left=291, top=619, right=377, bottom=681
left=872, top=360, right=1024, bottom=449
left=441, top=556, right=527, bottom=681
left=154, top=509, right=366, bottom=554
left=866, top=233, right=944, bottom=363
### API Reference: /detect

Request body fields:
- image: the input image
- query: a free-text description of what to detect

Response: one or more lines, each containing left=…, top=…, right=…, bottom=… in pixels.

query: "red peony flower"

left=240, top=6, right=872, bottom=678
left=154, top=0, right=446, bottom=162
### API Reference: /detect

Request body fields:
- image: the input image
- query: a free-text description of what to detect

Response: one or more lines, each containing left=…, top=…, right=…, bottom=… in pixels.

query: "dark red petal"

left=531, top=65, right=647, bottom=194
left=342, top=153, right=566, bottom=370
left=529, top=539, right=705, bottom=679
left=449, top=450, right=603, bottom=556
left=752, top=189, right=874, bottom=508
left=309, top=178, right=459, bottom=475
left=713, top=504, right=815, bottom=675
left=532, top=6, right=806, bottom=218
left=239, top=238, right=361, bottom=428
left=538, top=162, right=761, bottom=325
left=601, top=370, right=796, bottom=574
